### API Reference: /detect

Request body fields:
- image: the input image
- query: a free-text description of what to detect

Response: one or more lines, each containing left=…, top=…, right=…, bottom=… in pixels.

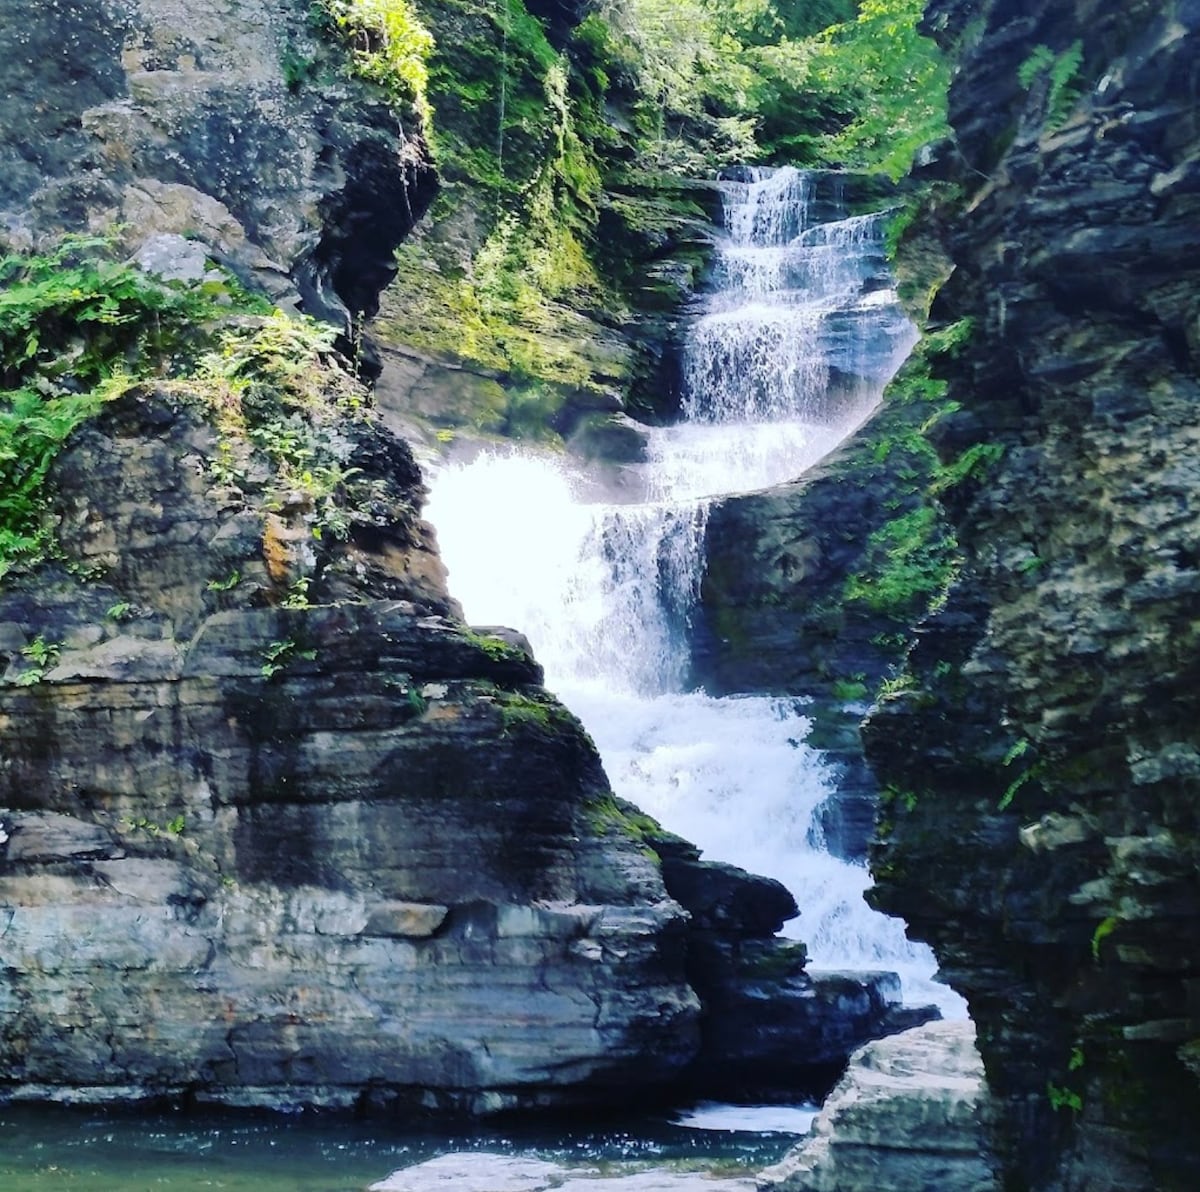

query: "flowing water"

left=428, top=167, right=964, bottom=1015
left=0, top=1104, right=804, bottom=1190
left=1, top=169, right=961, bottom=1187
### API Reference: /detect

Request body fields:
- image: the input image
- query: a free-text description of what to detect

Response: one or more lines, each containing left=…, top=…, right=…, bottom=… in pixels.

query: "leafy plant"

left=1047, top=1081, right=1083, bottom=1114
left=0, top=236, right=269, bottom=577
left=14, top=633, right=61, bottom=685
left=260, top=636, right=317, bottom=680
left=1091, top=915, right=1119, bottom=962
left=319, top=0, right=433, bottom=113
left=845, top=504, right=959, bottom=617
left=1018, top=40, right=1085, bottom=130
left=807, top=0, right=951, bottom=178
left=998, top=737, right=1044, bottom=811
left=280, top=577, right=313, bottom=609
left=207, top=570, right=242, bottom=592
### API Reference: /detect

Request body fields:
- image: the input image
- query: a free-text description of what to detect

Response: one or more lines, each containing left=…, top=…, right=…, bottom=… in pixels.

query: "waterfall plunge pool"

left=0, top=1102, right=815, bottom=1190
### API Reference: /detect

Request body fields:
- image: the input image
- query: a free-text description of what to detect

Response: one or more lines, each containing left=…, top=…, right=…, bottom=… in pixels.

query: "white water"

left=427, top=167, right=963, bottom=1016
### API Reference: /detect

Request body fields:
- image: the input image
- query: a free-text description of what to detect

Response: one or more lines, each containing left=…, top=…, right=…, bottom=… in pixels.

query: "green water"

left=0, top=1105, right=804, bottom=1191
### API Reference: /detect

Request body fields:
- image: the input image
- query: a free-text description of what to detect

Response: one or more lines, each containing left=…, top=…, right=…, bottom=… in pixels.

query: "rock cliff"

left=0, top=386, right=701, bottom=1112
left=864, top=2, right=1200, bottom=1188
left=0, top=0, right=435, bottom=325
left=0, top=0, right=917, bottom=1114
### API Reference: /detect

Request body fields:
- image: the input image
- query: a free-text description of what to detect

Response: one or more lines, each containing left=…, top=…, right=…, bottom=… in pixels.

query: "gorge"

left=1, top=1, right=1199, bottom=1190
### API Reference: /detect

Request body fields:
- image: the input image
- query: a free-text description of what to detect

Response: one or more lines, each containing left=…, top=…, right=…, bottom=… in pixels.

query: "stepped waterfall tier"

left=429, top=168, right=960, bottom=1014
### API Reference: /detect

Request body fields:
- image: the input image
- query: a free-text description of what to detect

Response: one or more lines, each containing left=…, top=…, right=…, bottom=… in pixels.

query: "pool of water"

left=0, top=1103, right=811, bottom=1190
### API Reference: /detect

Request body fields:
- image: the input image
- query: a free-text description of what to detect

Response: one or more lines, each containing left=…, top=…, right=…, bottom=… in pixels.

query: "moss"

left=462, top=629, right=529, bottom=664
left=494, top=689, right=576, bottom=737
left=842, top=321, right=987, bottom=625
left=583, top=793, right=662, bottom=845
left=737, top=943, right=808, bottom=980
left=319, top=0, right=434, bottom=114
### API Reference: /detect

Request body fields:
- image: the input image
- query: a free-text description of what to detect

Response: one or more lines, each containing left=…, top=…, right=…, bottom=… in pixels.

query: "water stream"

left=0, top=169, right=962, bottom=1188
left=428, top=167, right=962, bottom=1015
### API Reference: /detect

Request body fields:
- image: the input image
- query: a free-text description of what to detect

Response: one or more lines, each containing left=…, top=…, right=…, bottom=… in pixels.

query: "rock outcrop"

left=0, top=390, right=700, bottom=1111
left=649, top=827, right=938, bottom=1098
left=758, top=1021, right=997, bottom=1192
left=0, top=0, right=435, bottom=324
left=864, top=2, right=1200, bottom=1188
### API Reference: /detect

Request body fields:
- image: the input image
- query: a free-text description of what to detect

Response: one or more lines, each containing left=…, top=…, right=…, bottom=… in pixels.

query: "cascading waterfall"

left=428, top=167, right=962, bottom=1016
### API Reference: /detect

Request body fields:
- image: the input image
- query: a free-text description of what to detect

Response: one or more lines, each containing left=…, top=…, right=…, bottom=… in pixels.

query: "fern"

left=1018, top=40, right=1084, bottom=129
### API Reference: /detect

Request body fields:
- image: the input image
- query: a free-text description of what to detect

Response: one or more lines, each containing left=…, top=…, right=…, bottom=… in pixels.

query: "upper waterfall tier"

left=683, top=167, right=914, bottom=425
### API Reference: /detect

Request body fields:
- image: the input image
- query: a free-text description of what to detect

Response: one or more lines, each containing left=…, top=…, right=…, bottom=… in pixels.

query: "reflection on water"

left=0, top=1104, right=805, bottom=1190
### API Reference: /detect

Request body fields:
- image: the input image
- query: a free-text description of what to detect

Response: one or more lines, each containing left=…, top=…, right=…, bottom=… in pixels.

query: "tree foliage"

left=580, top=0, right=947, bottom=176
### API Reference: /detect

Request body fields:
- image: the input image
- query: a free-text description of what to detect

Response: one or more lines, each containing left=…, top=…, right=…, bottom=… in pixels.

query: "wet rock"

left=758, top=1020, right=998, bottom=1192
left=649, top=830, right=937, bottom=1100
left=370, top=1153, right=758, bottom=1192
left=865, top=2, right=1200, bottom=1187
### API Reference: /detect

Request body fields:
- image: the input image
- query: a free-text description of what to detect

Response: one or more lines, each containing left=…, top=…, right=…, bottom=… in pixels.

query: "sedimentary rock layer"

left=866, top=2, right=1200, bottom=1187
left=759, top=1020, right=997, bottom=1192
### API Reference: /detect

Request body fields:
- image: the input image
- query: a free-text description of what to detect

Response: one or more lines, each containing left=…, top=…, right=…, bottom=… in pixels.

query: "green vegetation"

left=0, top=236, right=246, bottom=576
left=14, top=633, right=60, bottom=685
left=0, top=233, right=384, bottom=584
left=1018, top=40, right=1085, bottom=131
left=191, top=310, right=378, bottom=546
left=842, top=318, right=994, bottom=628
left=1092, top=914, right=1119, bottom=962
left=845, top=503, right=957, bottom=617
left=1047, top=1080, right=1084, bottom=1114
left=998, top=737, right=1047, bottom=811
left=319, top=0, right=434, bottom=113
left=378, top=0, right=951, bottom=416
left=584, top=792, right=663, bottom=848
left=121, top=813, right=187, bottom=836
left=831, top=675, right=869, bottom=702
left=260, top=636, right=318, bottom=680
left=805, top=0, right=950, bottom=177
left=591, top=0, right=946, bottom=175
left=464, top=629, right=529, bottom=665
left=495, top=689, right=575, bottom=735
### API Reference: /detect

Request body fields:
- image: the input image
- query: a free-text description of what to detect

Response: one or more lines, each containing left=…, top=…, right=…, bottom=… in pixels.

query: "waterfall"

left=427, top=167, right=962, bottom=1015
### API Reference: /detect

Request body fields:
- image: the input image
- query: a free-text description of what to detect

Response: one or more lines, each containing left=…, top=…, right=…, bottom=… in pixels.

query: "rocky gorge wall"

left=0, top=0, right=920, bottom=1114
left=863, top=2, right=1200, bottom=1188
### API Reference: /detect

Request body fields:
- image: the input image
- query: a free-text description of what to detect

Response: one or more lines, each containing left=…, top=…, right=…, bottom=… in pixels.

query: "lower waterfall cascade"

left=428, top=166, right=965, bottom=1017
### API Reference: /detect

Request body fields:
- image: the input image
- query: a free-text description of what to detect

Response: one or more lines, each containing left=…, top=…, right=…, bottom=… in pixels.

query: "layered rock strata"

left=758, top=1021, right=997, bottom=1192
left=865, top=2, right=1200, bottom=1188
left=0, top=393, right=917, bottom=1110
left=0, top=391, right=699, bottom=1111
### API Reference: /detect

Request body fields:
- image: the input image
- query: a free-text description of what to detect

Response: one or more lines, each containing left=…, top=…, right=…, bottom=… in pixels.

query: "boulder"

left=758, top=1020, right=998, bottom=1192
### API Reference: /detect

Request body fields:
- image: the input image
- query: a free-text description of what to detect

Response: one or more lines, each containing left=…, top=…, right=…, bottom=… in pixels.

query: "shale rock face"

left=0, top=0, right=435, bottom=321
left=759, top=1021, right=998, bottom=1192
left=865, top=2, right=1200, bottom=1188
left=649, top=828, right=938, bottom=1098
left=0, top=392, right=699, bottom=1111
